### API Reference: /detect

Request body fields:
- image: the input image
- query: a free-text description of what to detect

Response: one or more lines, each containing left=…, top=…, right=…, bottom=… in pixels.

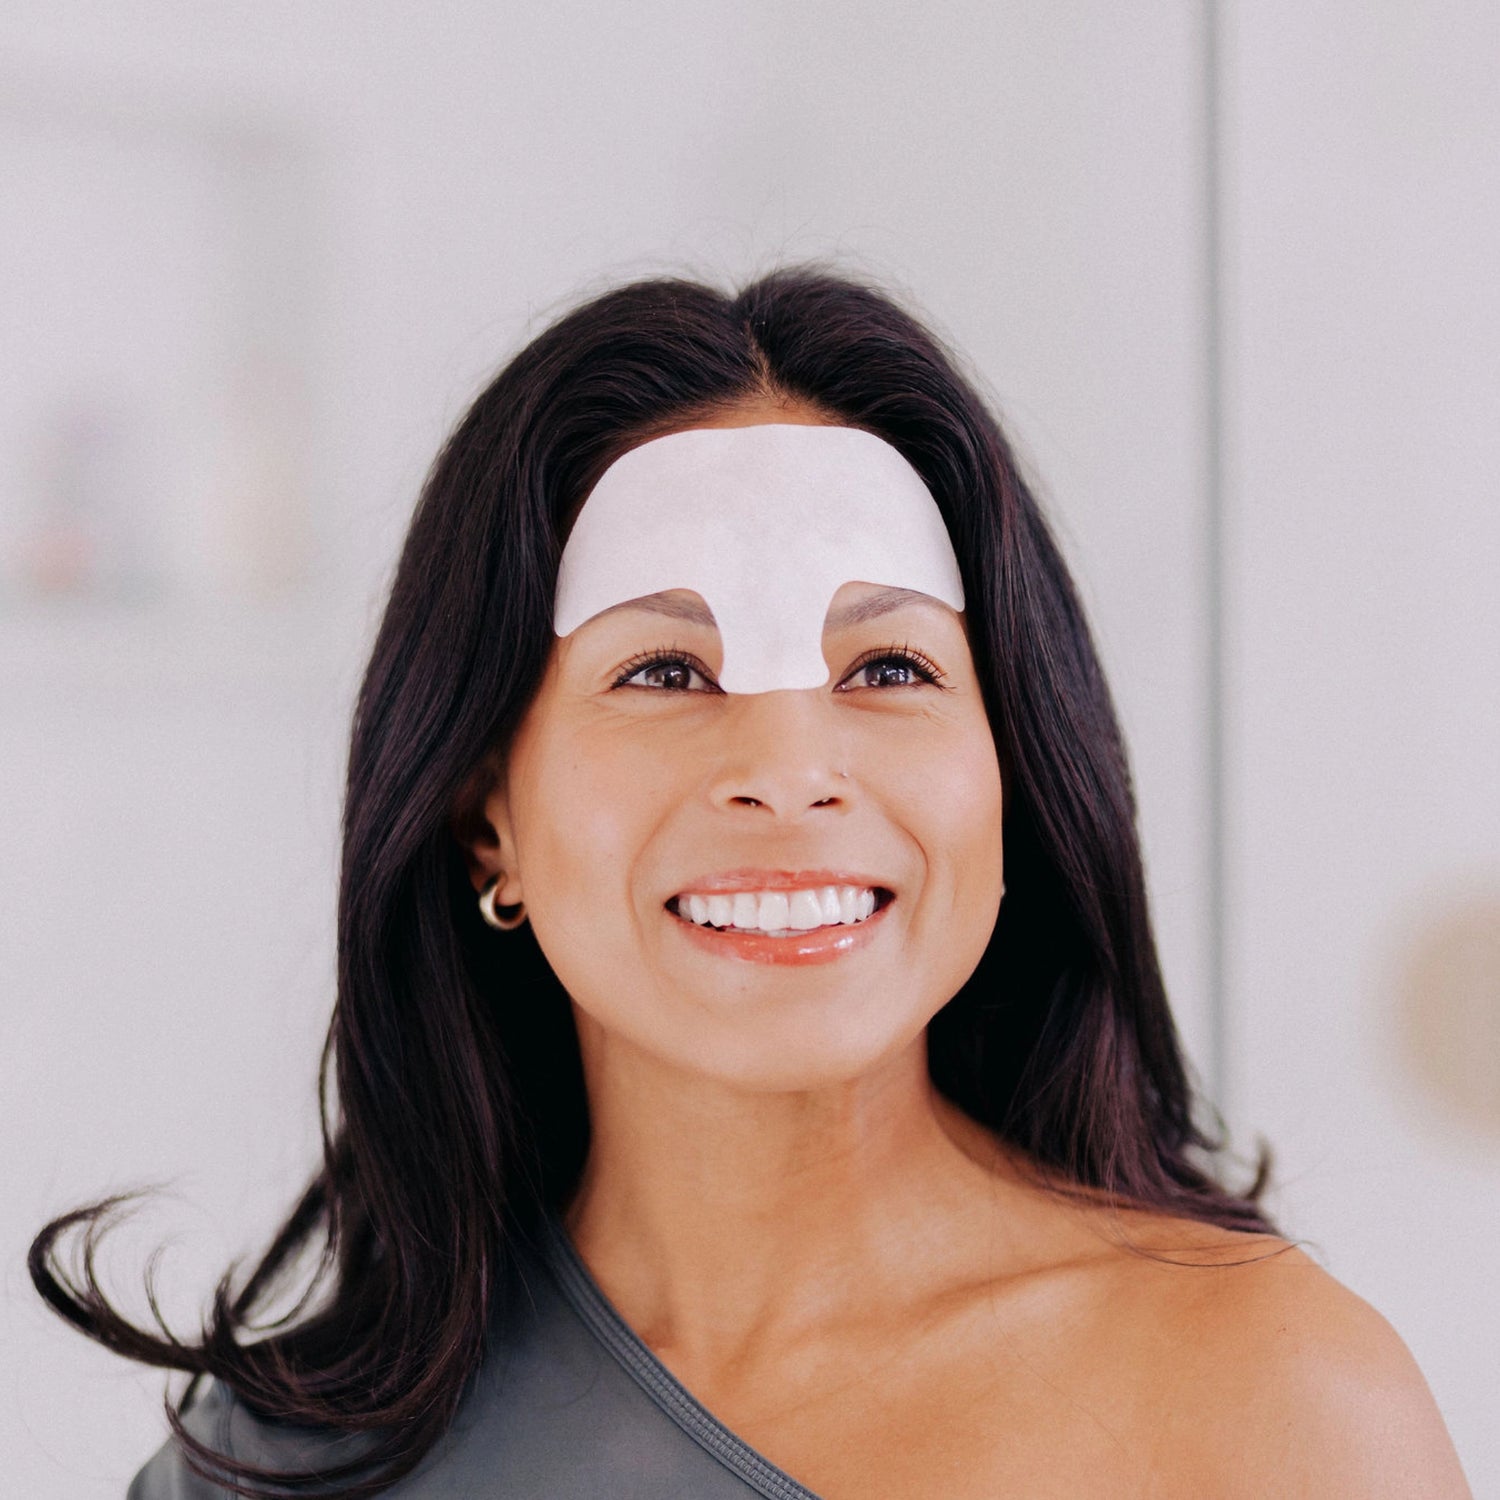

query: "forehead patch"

left=553, top=423, right=965, bottom=693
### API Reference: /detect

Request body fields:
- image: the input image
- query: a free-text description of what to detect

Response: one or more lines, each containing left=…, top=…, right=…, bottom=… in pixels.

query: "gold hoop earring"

left=478, top=875, right=527, bottom=931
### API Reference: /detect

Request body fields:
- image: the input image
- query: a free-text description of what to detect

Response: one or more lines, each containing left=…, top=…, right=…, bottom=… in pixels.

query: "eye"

left=836, top=645, right=947, bottom=691
left=612, top=649, right=721, bottom=693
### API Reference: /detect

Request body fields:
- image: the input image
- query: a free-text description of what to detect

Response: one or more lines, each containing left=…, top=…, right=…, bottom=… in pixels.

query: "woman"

left=32, top=268, right=1469, bottom=1498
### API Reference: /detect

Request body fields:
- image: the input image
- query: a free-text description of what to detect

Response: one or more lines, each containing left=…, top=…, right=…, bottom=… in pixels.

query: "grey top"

left=127, top=1212, right=823, bottom=1499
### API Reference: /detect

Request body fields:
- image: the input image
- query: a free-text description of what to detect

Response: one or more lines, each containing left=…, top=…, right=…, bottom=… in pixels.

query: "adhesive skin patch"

left=553, top=424, right=965, bottom=693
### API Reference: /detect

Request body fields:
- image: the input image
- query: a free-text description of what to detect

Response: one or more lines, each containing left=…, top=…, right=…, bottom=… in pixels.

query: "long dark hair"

left=31, top=267, right=1271, bottom=1497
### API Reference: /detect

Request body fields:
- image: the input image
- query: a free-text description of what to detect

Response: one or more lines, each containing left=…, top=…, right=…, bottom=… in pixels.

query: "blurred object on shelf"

left=1397, top=885, right=1500, bottom=1140
left=17, top=396, right=159, bottom=599
left=0, top=77, right=315, bottom=613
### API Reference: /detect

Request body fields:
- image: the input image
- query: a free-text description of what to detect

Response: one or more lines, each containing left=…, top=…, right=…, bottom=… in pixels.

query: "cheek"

left=906, top=718, right=1006, bottom=931
left=957, top=734, right=1006, bottom=863
left=508, top=719, right=709, bottom=1039
left=509, top=719, right=671, bottom=922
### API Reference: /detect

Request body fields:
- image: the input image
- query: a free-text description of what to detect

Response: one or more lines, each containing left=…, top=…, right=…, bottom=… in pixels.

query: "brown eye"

left=639, top=662, right=696, bottom=691
left=613, top=652, right=719, bottom=693
left=837, top=647, right=945, bottom=691
left=857, top=658, right=921, bottom=688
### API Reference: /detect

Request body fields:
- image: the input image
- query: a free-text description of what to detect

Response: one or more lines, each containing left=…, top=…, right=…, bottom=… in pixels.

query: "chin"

left=659, top=1000, right=933, bottom=1094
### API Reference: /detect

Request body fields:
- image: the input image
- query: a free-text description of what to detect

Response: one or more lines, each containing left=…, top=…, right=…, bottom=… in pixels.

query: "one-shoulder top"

left=127, top=1211, right=824, bottom=1499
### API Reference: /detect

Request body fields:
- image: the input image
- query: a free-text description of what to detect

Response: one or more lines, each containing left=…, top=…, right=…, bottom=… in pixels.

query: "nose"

left=707, top=689, right=852, bottom=819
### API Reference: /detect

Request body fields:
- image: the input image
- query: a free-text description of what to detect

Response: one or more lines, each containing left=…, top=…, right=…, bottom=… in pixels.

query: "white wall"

left=2, top=2, right=1489, bottom=1495
left=1225, top=1, right=1500, bottom=1486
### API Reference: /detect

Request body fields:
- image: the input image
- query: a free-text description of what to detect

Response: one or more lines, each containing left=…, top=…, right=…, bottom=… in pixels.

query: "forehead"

left=553, top=423, right=964, bottom=693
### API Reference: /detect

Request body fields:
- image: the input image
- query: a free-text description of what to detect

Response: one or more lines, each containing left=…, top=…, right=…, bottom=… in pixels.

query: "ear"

left=448, top=752, right=524, bottom=904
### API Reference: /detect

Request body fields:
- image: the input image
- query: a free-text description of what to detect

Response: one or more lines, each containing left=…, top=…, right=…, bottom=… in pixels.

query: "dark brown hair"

left=31, top=266, right=1270, bottom=1497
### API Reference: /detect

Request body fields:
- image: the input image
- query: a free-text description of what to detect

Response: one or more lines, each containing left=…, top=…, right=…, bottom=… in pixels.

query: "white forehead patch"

left=553, top=424, right=964, bottom=693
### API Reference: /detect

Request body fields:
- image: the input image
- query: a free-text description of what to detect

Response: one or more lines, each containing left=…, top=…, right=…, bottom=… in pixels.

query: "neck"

left=561, top=1017, right=1018, bottom=1371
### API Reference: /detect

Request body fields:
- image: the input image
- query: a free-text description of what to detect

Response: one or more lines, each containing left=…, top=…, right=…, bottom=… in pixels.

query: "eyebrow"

left=600, top=585, right=948, bottom=631
left=824, top=586, right=948, bottom=630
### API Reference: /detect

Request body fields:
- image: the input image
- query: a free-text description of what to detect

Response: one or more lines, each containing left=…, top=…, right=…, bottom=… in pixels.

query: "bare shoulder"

left=1106, top=1218, right=1472, bottom=1500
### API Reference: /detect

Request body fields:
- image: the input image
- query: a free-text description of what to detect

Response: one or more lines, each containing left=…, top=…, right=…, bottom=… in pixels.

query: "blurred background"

left=2, top=2, right=1495, bottom=1493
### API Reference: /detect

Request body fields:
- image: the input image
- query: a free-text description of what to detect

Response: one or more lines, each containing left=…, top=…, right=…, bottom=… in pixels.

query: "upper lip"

left=670, top=869, right=892, bottom=897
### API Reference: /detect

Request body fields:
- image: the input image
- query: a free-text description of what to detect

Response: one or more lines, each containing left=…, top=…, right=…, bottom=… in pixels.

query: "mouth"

left=664, top=874, right=894, bottom=966
left=666, top=883, right=891, bottom=935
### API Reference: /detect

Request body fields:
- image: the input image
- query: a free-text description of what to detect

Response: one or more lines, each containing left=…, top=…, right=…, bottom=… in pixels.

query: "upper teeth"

left=676, top=886, right=878, bottom=933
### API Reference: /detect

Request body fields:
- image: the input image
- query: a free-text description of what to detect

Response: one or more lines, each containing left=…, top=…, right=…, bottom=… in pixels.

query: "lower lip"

left=666, top=898, right=891, bottom=966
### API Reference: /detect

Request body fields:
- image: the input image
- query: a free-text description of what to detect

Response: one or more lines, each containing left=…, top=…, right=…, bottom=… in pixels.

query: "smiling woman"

left=30, top=269, right=1470, bottom=1498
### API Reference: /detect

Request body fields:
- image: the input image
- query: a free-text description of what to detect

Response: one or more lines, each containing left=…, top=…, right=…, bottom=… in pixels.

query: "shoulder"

left=127, top=1381, right=236, bottom=1500
left=127, top=1379, right=377, bottom=1500
left=1117, top=1227, right=1471, bottom=1499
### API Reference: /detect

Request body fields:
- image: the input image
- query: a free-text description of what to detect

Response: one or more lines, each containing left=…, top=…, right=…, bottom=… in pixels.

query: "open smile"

left=664, top=873, right=895, bottom=966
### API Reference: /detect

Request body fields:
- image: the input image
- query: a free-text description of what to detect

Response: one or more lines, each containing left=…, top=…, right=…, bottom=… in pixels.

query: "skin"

left=458, top=397, right=1471, bottom=1498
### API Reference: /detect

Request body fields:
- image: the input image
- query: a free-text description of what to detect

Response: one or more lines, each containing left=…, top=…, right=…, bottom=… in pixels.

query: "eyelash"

left=610, top=643, right=948, bottom=692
